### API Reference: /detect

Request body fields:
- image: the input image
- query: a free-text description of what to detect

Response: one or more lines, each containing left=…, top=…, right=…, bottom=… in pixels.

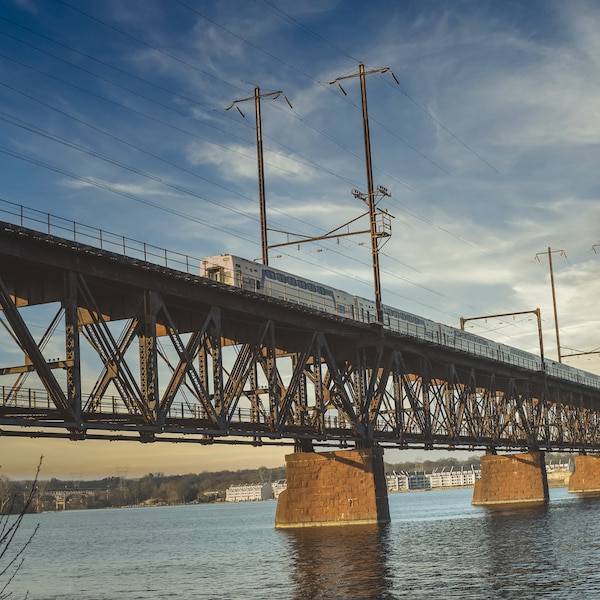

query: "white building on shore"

left=271, top=479, right=287, bottom=499
left=225, top=480, right=288, bottom=502
left=225, top=482, right=274, bottom=502
left=386, top=466, right=481, bottom=492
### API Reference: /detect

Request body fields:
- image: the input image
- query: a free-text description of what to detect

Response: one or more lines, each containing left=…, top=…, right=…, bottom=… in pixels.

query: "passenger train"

left=200, top=254, right=600, bottom=390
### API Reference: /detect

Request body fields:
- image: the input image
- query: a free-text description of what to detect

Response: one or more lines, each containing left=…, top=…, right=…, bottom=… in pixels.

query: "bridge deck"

left=2, top=221, right=600, bottom=451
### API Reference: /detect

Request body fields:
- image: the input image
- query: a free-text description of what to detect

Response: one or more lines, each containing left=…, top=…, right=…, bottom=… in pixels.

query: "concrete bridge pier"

left=472, top=450, right=549, bottom=507
left=568, top=455, right=600, bottom=494
left=274, top=446, right=390, bottom=528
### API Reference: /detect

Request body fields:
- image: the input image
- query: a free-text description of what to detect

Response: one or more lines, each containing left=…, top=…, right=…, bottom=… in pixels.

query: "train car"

left=353, top=295, right=377, bottom=324
left=201, top=254, right=600, bottom=389
left=200, top=254, right=353, bottom=316
left=545, top=359, right=600, bottom=389
left=439, top=323, right=499, bottom=361
left=498, top=342, right=542, bottom=371
left=383, top=304, right=441, bottom=343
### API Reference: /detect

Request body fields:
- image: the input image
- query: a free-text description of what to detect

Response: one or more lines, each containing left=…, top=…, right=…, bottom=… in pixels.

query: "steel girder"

left=2, top=267, right=600, bottom=450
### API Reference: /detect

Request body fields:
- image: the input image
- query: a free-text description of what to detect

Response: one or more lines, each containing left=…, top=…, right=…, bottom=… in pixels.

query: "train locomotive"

left=200, top=254, right=600, bottom=390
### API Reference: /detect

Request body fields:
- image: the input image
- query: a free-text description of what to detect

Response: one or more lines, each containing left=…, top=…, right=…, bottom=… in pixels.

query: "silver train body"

left=201, top=254, right=600, bottom=390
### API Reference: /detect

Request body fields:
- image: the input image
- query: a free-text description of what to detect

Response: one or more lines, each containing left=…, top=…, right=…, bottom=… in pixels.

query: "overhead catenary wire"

left=53, top=0, right=244, bottom=94
left=0, top=14, right=418, bottom=196
left=0, top=2, right=520, bottom=326
left=252, top=0, right=500, bottom=175
left=0, top=111, right=444, bottom=301
left=0, top=2, right=492, bottom=258
left=0, top=145, right=258, bottom=246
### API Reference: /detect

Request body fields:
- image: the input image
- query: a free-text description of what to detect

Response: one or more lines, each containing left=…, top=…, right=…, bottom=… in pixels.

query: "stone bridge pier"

left=274, top=446, right=600, bottom=525
left=568, top=455, right=600, bottom=494
left=472, top=450, right=549, bottom=507
left=275, top=446, right=390, bottom=528
left=472, top=450, right=600, bottom=505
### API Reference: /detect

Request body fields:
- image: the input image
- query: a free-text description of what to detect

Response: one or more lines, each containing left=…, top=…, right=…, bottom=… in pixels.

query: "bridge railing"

left=0, top=199, right=203, bottom=276
left=1, top=386, right=52, bottom=410
left=0, top=386, right=347, bottom=428
left=546, top=360, right=600, bottom=389
left=0, top=386, right=361, bottom=433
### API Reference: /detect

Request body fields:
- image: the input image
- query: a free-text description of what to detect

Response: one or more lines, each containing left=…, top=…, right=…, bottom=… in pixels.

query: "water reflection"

left=281, top=524, right=394, bottom=600
left=481, top=502, right=571, bottom=598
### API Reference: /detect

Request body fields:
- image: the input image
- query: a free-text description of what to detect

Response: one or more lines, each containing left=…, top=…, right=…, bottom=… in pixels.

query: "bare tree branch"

left=0, top=457, right=42, bottom=599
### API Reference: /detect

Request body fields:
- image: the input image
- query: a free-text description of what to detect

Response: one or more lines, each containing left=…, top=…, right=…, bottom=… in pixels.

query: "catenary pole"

left=535, top=247, right=565, bottom=363
left=225, top=88, right=292, bottom=265
left=328, top=63, right=398, bottom=324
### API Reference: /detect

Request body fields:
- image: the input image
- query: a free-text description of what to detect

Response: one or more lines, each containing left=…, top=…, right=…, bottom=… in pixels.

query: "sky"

left=1, top=0, right=599, bottom=479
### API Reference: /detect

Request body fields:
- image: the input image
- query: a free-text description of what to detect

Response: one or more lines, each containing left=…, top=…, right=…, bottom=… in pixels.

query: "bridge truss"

left=2, top=222, right=600, bottom=452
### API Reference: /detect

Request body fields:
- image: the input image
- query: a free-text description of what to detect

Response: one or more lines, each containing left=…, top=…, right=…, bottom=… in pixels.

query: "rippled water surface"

left=10, top=487, right=600, bottom=599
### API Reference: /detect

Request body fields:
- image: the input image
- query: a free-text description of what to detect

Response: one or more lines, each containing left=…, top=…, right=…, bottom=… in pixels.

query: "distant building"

left=386, top=466, right=481, bottom=492
left=386, top=472, right=409, bottom=492
left=225, top=482, right=275, bottom=502
left=546, top=460, right=572, bottom=473
left=271, top=479, right=287, bottom=499
left=428, top=466, right=480, bottom=487
left=546, top=461, right=572, bottom=487
left=409, top=472, right=431, bottom=490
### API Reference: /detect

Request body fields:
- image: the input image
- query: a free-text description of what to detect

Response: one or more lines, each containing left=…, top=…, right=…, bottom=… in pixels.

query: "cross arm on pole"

left=327, top=66, right=399, bottom=90
left=460, top=308, right=545, bottom=367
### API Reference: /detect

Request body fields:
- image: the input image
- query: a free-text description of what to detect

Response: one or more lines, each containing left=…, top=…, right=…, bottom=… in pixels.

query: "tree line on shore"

left=0, top=466, right=286, bottom=513
left=0, top=452, right=574, bottom=513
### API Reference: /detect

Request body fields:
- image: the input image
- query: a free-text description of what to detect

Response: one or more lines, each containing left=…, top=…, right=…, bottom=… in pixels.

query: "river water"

left=8, top=487, right=600, bottom=599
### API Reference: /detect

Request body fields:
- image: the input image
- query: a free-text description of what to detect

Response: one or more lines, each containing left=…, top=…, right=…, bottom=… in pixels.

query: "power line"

left=54, top=0, right=243, bottom=93
left=4, top=4, right=445, bottom=199
left=1, top=6, right=385, bottom=192
left=0, top=3, right=503, bottom=315
left=0, top=18, right=214, bottom=112
left=257, top=0, right=362, bottom=64
left=0, top=145, right=257, bottom=246
left=0, top=113, right=259, bottom=222
left=173, top=0, right=450, bottom=183
left=173, top=0, right=322, bottom=88
left=0, top=37, right=373, bottom=197
left=0, top=52, right=308, bottom=181
left=383, top=76, right=501, bottom=175
left=254, top=0, right=499, bottom=175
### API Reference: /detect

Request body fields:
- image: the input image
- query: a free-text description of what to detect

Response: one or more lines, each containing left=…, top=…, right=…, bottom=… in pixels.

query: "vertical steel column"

left=64, top=272, right=82, bottom=423
left=255, top=87, right=268, bottom=266
left=197, top=345, right=209, bottom=420
left=293, top=353, right=308, bottom=426
left=263, top=322, right=280, bottom=426
left=547, top=246, right=562, bottom=363
left=328, top=64, right=396, bottom=324
left=139, top=290, right=159, bottom=419
left=358, top=64, right=383, bottom=324
left=225, top=88, right=291, bottom=265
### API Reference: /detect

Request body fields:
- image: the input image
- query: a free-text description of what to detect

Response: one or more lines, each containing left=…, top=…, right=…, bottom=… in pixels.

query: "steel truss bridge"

left=2, top=221, right=600, bottom=452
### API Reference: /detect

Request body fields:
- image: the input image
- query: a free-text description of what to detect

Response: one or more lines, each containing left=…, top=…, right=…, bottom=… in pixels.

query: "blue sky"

left=1, top=0, right=600, bottom=477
